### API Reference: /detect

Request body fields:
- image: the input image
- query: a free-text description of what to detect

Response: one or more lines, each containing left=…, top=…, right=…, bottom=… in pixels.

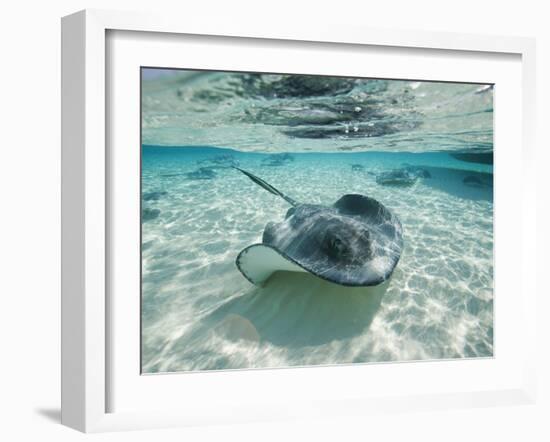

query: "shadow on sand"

left=206, top=271, right=389, bottom=348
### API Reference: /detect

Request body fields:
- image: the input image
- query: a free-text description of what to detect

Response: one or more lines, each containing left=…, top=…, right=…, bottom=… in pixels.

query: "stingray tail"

left=233, top=167, right=297, bottom=206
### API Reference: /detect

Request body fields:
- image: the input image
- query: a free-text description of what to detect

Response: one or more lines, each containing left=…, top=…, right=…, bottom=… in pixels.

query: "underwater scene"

left=141, top=69, right=494, bottom=373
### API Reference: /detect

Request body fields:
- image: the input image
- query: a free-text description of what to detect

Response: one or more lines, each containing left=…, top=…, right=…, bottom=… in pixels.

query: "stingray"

left=463, top=174, right=493, bottom=188
left=185, top=167, right=217, bottom=180
left=261, top=153, right=295, bottom=167
left=403, top=165, right=432, bottom=179
left=142, top=207, right=161, bottom=222
left=375, top=169, right=418, bottom=186
left=142, top=190, right=168, bottom=201
left=234, top=168, right=403, bottom=287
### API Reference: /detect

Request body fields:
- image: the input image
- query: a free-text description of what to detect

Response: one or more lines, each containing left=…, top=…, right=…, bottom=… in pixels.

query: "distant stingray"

left=233, top=168, right=403, bottom=287
left=198, top=153, right=240, bottom=169
left=402, top=165, right=432, bottom=179
left=375, top=169, right=417, bottom=186
left=261, top=153, right=295, bottom=167
left=185, top=167, right=217, bottom=180
left=142, top=190, right=168, bottom=201
left=142, top=208, right=160, bottom=222
left=463, top=174, right=493, bottom=188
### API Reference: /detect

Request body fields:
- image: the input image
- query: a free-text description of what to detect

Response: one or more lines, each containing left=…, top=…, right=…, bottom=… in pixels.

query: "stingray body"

left=185, top=167, right=217, bottom=180
left=375, top=169, right=417, bottom=186
left=234, top=168, right=403, bottom=287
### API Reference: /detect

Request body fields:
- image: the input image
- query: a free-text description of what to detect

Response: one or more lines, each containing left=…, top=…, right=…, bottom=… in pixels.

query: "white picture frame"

left=61, top=9, right=538, bottom=433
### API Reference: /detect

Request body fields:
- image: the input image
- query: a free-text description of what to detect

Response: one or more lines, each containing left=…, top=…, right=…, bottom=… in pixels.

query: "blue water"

left=141, top=71, right=493, bottom=373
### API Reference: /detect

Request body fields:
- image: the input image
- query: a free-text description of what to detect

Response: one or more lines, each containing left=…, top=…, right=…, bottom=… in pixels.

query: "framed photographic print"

left=61, top=9, right=538, bottom=432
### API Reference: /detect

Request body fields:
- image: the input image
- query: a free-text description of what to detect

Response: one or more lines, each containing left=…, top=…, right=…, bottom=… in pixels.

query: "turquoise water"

left=141, top=71, right=493, bottom=373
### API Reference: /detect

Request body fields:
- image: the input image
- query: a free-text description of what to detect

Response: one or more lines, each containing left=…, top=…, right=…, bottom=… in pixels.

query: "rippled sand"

left=141, top=148, right=493, bottom=373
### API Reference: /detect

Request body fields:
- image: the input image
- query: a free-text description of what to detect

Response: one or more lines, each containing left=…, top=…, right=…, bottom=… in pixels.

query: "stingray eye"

left=330, top=238, right=344, bottom=252
left=323, top=233, right=351, bottom=260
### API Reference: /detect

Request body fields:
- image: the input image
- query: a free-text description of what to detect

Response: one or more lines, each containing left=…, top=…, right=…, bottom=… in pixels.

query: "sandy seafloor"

left=141, top=148, right=493, bottom=373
